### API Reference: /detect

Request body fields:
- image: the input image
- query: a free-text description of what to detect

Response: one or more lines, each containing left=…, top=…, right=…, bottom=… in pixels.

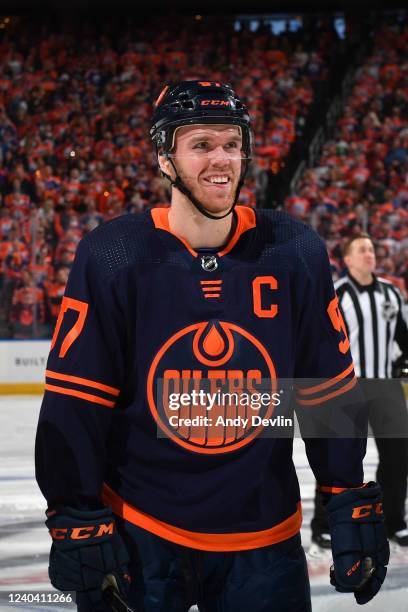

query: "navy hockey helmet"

left=150, top=80, right=252, bottom=221
left=150, top=80, right=252, bottom=160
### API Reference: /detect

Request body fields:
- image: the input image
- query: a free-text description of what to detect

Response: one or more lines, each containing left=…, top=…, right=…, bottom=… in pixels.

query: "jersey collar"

left=150, top=205, right=256, bottom=258
left=347, top=271, right=380, bottom=293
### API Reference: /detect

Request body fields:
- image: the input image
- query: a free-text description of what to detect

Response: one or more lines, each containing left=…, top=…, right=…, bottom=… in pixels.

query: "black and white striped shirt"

left=334, top=273, right=408, bottom=378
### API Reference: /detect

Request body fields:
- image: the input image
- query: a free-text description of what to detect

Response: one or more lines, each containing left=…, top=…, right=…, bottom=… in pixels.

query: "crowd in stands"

left=286, top=15, right=408, bottom=295
left=0, top=13, right=406, bottom=337
left=0, top=14, right=342, bottom=337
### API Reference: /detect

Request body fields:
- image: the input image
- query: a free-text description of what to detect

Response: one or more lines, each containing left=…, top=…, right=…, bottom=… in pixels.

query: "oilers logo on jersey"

left=147, top=319, right=277, bottom=454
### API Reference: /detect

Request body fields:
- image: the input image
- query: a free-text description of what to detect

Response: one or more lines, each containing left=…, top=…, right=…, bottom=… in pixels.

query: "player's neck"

left=349, top=269, right=374, bottom=286
left=168, top=200, right=235, bottom=249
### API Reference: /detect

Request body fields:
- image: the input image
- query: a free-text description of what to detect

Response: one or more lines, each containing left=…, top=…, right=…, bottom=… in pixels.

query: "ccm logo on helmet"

left=49, top=522, right=114, bottom=540
left=201, top=100, right=230, bottom=106
left=352, top=503, right=383, bottom=519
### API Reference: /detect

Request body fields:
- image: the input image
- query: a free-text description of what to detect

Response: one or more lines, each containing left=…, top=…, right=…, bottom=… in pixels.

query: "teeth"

left=209, top=176, right=229, bottom=184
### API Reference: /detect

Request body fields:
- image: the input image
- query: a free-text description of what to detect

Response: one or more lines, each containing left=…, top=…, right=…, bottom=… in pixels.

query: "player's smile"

left=202, top=174, right=232, bottom=189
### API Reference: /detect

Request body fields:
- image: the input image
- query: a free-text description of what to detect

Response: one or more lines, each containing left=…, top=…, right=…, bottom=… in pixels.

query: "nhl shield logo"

left=381, top=300, right=397, bottom=321
left=201, top=255, right=218, bottom=272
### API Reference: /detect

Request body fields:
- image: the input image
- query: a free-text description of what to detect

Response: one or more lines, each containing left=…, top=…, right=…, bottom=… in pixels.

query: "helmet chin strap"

left=162, top=155, right=249, bottom=221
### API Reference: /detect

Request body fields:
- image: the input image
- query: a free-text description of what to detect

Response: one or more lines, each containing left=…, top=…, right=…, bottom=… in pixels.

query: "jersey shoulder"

left=377, top=276, right=404, bottom=301
left=377, top=276, right=401, bottom=291
left=377, top=276, right=394, bottom=286
left=334, top=276, right=352, bottom=292
left=253, top=209, right=328, bottom=272
left=80, top=212, right=158, bottom=280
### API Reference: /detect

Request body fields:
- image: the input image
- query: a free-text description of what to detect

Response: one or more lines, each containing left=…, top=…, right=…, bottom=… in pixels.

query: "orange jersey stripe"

left=200, top=280, right=223, bottom=285
left=45, top=384, right=115, bottom=408
left=204, top=294, right=221, bottom=298
left=202, top=286, right=222, bottom=292
left=102, top=484, right=302, bottom=551
left=46, top=370, right=120, bottom=396
left=296, top=376, right=357, bottom=406
left=319, top=484, right=366, bottom=494
left=218, top=206, right=256, bottom=257
left=296, top=363, right=354, bottom=396
left=151, top=206, right=256, bottom=259
left=150, top=208, right=197, bottom=257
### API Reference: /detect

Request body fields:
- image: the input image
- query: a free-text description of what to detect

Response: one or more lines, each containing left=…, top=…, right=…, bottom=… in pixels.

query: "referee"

left=311, top=232, right=408, bottom=547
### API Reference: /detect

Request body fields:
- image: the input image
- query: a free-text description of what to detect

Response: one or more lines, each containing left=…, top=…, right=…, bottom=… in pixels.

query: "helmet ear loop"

left=233, top=155, right=251, bottom=206
left=167, top=154, right=179, bottom=184
left=163, top=154, right=185, bottom=197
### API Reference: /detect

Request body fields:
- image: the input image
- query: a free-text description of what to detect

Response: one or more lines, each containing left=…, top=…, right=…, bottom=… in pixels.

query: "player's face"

left=167, top=124, right=243, bottom=215
left=345, top=238, right=376, bottom=275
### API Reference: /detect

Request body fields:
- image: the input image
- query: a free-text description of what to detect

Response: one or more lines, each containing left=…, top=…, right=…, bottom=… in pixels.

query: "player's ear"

left=158, top=153, right=172, bottom=177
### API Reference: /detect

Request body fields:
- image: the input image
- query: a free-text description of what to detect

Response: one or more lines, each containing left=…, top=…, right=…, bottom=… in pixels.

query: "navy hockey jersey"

left=35, top=206, right=366, bottom=551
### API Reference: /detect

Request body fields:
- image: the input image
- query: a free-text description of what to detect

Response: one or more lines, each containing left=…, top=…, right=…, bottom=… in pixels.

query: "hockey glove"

left=46, top=506, right=130, bottom=607
left=326, top=482, right=389, bottom=605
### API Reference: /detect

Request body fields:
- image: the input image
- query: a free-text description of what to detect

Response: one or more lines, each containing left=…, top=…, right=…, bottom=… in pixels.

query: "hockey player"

left=36, top=81, right=389, bottom=611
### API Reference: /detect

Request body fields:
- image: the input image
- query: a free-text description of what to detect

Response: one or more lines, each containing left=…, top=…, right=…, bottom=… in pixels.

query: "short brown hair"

left=343, top=232, right=372, bottom=257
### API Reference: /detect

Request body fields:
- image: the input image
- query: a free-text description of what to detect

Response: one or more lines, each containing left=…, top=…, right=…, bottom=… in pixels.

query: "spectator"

left=10, top=269, right=46, bottom=338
